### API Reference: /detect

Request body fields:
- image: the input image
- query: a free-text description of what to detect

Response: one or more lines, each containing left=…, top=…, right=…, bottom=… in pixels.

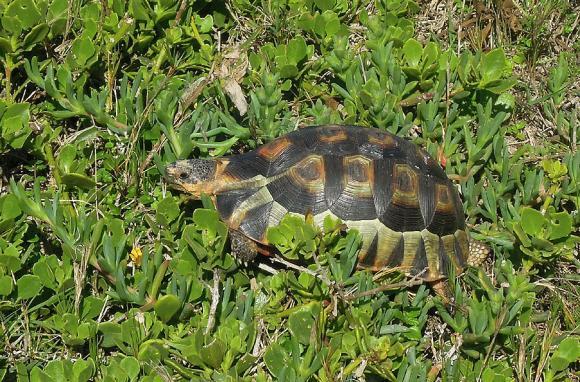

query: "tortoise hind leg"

left=230, top=230, right=258, bottom=262
left=467, top=238, right=491, bottom=267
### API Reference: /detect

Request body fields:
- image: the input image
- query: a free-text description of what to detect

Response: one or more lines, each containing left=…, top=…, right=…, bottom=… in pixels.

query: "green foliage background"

left=0, top=0, right=579, bottom=380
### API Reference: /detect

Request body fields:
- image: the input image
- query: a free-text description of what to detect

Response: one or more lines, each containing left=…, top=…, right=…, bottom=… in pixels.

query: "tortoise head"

left=165, top=159, right=218, bottom=197
left=467, top=238, right=491, bottom=267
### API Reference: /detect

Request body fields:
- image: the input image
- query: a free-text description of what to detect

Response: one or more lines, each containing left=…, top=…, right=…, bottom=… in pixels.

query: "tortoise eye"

left=179, top=172, right=188, bottom=180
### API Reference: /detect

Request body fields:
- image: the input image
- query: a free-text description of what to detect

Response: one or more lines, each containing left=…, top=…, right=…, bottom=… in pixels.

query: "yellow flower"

left=129, top=246, right=143, bottom=267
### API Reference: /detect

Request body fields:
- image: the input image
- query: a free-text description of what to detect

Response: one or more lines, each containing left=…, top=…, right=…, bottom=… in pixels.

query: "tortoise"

left=165, top=125, right=489, bottom=288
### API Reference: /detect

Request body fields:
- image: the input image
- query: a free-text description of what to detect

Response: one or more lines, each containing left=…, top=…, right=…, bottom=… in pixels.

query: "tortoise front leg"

left=230, top=230, right=258, bottom=262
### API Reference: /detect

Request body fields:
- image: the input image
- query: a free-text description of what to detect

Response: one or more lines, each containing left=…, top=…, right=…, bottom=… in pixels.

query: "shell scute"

left=223, top=153, right=269, bottom=180
left=426, top=183, right=460, bottom=236
left=266, top=168, right=327, bottom=216
left=256, top=136, right=292, bottom=161
left=290, top=155, right=325, bottom=189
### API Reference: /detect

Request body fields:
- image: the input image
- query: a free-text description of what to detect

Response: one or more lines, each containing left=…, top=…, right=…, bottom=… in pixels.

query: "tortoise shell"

left=166, top=125, right=486, bottom=281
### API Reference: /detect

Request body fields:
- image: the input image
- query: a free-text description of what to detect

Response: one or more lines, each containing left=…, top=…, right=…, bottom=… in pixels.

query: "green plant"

left=1, top=0, right=578, bottom=380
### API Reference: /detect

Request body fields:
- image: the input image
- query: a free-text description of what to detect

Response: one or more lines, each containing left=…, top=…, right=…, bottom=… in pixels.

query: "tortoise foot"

left=230, top=230, right=258, bottom=262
